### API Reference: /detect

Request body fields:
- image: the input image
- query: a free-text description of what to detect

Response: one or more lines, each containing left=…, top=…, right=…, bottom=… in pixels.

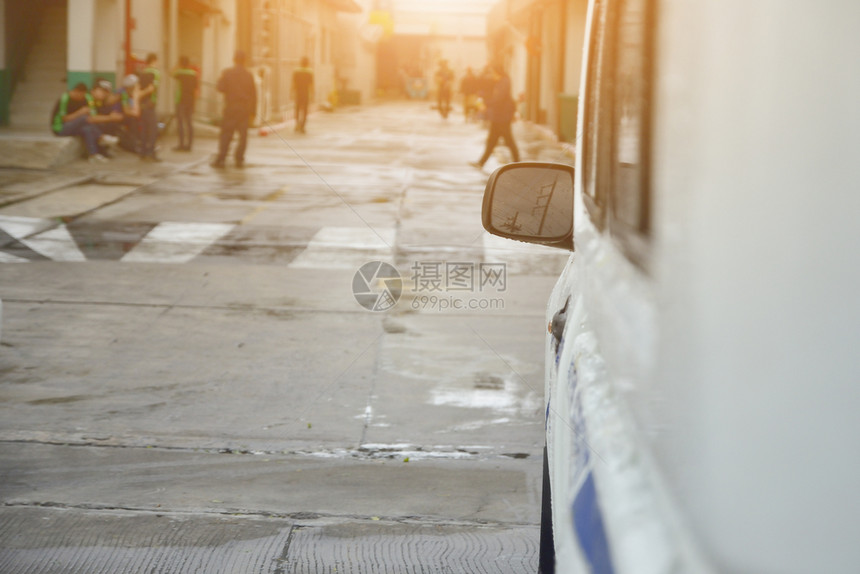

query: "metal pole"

left=273, top=3, right=281, bottom=122
left=125, top=0, right=132, bottom=74
left=168, top=0, right=178, bottom=116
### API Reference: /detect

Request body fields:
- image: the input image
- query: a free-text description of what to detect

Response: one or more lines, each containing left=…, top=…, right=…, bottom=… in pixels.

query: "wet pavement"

left=0, top=101, right=573, bottom=572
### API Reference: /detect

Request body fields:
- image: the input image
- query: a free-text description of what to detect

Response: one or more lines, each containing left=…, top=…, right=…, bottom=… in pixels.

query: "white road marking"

left=0, top=215, right=56, bottom=239
left=0, top=251, right=30, bottom=263
left=21, top=225, right=86, bottom=261
left=289, top=226, right=395, bottom=269
left=121, top=222, right=235, bottom=264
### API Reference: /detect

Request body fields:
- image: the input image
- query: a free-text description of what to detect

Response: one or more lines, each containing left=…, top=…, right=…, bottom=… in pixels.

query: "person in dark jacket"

left=212, top=50, right=257, bottom=168
left=138, top=52, right=161, bottom=161
left=435, top=59, right=454, bottom=119
left=471, top=64, right=520, bottom=169
left=460, top=67, right=479, bottom=122
left=291, top=56, right=314, bottom=134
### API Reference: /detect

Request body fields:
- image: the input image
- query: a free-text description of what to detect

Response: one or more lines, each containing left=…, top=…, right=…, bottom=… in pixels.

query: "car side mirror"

left=481, top=162, right=575, bottom=251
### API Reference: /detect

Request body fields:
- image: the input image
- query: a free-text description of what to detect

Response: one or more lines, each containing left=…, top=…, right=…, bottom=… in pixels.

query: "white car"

left=482, top=0, right=860, bottom=573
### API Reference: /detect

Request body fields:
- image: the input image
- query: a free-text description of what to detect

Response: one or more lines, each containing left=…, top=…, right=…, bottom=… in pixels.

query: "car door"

left=545, top=0, right=661, bottom=572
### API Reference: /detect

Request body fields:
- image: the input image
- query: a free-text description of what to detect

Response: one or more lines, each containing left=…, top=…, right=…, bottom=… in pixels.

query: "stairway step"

left=0, top=134, right=84, bottom=168
left=13, top=83, right=66, bottom=96
left=8, top=115, right=52, bottom=128
left=8, top=2, right=72, bottom=127
left=18, top=66, right=65, bottom=75
left=10, top=103, right=57, bottom=116
left=19, top=70, right=67, bottom=79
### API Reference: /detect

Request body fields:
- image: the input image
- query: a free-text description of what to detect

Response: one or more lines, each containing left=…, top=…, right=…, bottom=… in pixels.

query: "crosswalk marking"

left=0, top=251, right=29, bottom=263
left=0, top=215, right=55, bottom=240
left=121, top=222, right=235, bottom=263
left=288, top=226, right=396, bottom=269
left=21, top=225, right=87, bottom=262
left=0, top=221, right=569, bottom=272
left=0, top=215, right=85, bottom=261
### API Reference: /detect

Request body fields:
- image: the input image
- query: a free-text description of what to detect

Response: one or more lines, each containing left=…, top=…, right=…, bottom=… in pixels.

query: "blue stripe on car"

left=572, top=471, right=615, bottom=574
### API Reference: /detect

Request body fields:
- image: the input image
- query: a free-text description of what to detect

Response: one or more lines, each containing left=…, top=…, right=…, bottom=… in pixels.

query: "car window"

left=582, top=0, right=611, bottom=228
left=582, top=0, right=653, bottom=265
left=610, top=0, right=652, bottom=262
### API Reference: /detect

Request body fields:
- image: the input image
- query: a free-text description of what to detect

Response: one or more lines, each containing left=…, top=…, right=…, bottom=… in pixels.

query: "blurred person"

left=435, top=59, right=454, bottom=119
left=212, top=50, right=257, bottom=168
left=291, top=56, right=314, bottom=134
left=88, top=79, right=123, bottom=156
left=460, top=67, right=479, bottom=122
left=172, top=55, right=198, bottom=151
left=476, top=65, right=496, bottom=123
left=118, top=74, right=141, bottom=153
left=50, top=82, right=108, bottom=163
left=138, top=52, right=161, bottom=161
left=471, top=64, right=520, bottom=169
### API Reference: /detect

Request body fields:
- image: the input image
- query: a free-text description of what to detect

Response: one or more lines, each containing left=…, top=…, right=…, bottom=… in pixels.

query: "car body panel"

left=539, top=0, right=860, bottom=572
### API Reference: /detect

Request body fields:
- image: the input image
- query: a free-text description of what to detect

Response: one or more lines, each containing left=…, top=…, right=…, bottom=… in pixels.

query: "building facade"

left=0, top=0, right=372, bottom=130
left=376, top=0, right=494, bottom=98
left=488, top=0, right=588, bottom=142
left=236, top=0, right=370, bottom=124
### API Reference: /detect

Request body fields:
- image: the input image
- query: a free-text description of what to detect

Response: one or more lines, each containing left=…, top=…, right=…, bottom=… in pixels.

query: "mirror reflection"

left=490, top=166, right=574, bottom=240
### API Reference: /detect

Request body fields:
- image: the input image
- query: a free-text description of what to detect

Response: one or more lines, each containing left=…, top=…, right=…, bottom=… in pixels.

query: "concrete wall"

left=131, top=0, right=164, bottom=58
left=487, top=0, right=588, bottom=136
left=94, top=0, right=121, bottom=84
left=335, top=4, right=378, bottom=105
left=563, top=0, right=587, bottom=95
left=65, top=0, right=123, bottom=88
left=245, top=0, right=367, bottom=123
left=199, top=7, right=238, bottom=120
left=67, top=0, right=96, bottom=87
left=387, top=1, right=491, bottom=97
left=429, top=36, right=488, bottom=79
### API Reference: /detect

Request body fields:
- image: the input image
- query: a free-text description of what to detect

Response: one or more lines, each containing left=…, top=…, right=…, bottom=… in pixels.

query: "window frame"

left=607, top=0, right=654, bottom=267
left=581, top=0, right=656, bottom=269
left=581, top=0, right=612, bottom=231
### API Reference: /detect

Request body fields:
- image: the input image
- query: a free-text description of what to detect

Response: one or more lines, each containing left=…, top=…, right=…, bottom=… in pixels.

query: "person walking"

left=435, top=59, right=454, bottom=119
left=291, top=56, right=314, bottom=134
left=460, top=67, right=478, bottom=122
left=471, top=64, right=520, bottom=169
left=212, top=50, right=257, bottom=168
left=138, top=52, right=161, bottom=161
left=172, top=56, right=198, bottom=151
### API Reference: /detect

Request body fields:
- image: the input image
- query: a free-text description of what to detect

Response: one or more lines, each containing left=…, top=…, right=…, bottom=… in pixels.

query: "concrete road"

left=0, top=101, right=573, bottom=573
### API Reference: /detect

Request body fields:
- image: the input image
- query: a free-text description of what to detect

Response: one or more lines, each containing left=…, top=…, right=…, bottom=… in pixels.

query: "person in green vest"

left=172, top=55, right=198, bottom=151
left=138, top=52, right=161, bottom=161
left=50, top=82, right=108, bottom=163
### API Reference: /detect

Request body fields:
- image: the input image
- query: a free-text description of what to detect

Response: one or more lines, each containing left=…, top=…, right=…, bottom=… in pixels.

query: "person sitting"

left=50, top=82, right=108, bottom=163
left=88, top=79, right=123, bottom=156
